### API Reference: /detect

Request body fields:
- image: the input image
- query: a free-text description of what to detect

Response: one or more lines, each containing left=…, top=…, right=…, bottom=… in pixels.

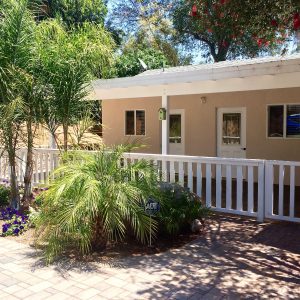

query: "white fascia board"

left=93, top=58, right=300, bottom=91
left=96, top=71, right=300, bottom=100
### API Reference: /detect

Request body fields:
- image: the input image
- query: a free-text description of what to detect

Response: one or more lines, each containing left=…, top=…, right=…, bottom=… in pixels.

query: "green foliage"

left=0, top=185, right=10, bottom=207
left=34, top=145, right=161, bottom=263
left=115, top=47, right=168, bottom=77
left=28, top=206, right=40, bottom=227
left=35, top=0, right=107, bottom=27
left=157, top=185, right=210, bottom=236
left=35, top=19, right=114, bottom=149
left=107, top=0, right=189, bottom=69
left=0, top=0, right=40, bottom=208
left=34, top=193, right=44, bottom=207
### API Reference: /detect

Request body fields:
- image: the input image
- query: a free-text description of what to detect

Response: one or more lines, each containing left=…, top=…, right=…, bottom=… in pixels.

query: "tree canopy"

left=35, top=0, right=108, bottom=26
left=173, top=0, right=300, bottom=62
left=108, top=0, right=300, bottom=63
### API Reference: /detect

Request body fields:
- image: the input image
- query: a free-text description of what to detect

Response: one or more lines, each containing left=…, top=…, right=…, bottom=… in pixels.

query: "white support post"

left=161, top=94, right=169, bottom=155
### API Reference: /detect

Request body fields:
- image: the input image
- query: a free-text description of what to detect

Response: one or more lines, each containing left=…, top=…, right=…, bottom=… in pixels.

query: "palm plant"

left=35, top=145, right=161, bottom=263
left=0, top=0, right=41, bottom=207
left=36, top=20, right=114, bottom=151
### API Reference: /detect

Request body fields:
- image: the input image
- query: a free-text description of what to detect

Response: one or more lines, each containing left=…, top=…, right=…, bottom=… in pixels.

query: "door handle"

left=241, top=148, right=246, bottom=150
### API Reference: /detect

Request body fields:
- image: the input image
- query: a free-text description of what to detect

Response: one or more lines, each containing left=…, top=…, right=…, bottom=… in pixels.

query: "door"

left=169, top=109, right=185, bottom=155
left=217, top=107, right=246, bottom=158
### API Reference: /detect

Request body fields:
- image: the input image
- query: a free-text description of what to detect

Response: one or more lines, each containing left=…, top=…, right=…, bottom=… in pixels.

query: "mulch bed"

left=0, top=218, right=205, bottom=260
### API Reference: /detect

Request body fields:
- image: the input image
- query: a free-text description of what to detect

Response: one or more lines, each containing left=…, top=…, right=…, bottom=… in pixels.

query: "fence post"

left=257, top=161, right=265, bottom=222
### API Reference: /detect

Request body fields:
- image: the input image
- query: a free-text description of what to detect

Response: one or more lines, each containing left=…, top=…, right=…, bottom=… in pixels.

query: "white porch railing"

left=265, top=160, right=300, bottom=223
left=123, top=153, right=265, bottom=222
left=0, top=148, right=299, bottom=223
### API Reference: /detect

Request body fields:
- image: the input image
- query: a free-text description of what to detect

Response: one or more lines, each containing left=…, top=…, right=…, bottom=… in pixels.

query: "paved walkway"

left=0, top=216, right=300, bottom=300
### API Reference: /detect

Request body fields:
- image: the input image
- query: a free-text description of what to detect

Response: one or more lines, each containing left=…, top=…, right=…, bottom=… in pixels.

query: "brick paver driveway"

left=0, top=215, right=299, bottom=300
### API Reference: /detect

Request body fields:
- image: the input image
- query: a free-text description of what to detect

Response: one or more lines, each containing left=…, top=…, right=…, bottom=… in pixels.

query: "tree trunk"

left=91, top=216, right=108, bottom=251
left=8, top=149, right=20, bottom=210
left=63, top=123, right=68, bottom=152
left=22, top=118, right=34, bottom=206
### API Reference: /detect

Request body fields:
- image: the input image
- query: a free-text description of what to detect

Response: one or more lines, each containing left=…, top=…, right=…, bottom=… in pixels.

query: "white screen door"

left=169, top=109, right=185, bottom=155
left=217, top=107, right=246, bottom=159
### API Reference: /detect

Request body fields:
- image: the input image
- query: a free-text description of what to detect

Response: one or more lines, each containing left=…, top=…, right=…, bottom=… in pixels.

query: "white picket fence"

left=0, top=148, right=299, bottom=223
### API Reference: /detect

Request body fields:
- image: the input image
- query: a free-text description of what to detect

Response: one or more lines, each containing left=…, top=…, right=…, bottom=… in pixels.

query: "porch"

left=1, top=149, right=299, bottom=223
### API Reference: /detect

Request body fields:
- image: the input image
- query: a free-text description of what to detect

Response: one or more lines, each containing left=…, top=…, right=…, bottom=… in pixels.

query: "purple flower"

left=13, top=228, right=20, bottom=235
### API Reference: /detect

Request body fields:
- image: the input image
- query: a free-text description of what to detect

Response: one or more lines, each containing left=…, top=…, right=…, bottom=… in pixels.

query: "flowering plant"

left=1, top=207, right=29, bottom=236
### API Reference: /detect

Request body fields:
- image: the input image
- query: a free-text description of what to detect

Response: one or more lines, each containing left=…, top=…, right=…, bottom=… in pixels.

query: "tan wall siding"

left=102, top=97, right=161, bottom=153
left=102, top=88, right=300, bottom=161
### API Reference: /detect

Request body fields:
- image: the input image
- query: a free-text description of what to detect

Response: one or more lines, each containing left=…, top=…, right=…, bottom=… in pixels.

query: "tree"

left=35, top=145, right=160, bottom=263
left=114, top=39, right=169, bottom=77
left=35, top=0, right=107, bottom=27
left=0, top=0, right=42, bottom=208
left=173, top=0, right=300, bottom=62
left=108, top=0, right=188, bottom=67
left=36, top=20, right=114, bottom=151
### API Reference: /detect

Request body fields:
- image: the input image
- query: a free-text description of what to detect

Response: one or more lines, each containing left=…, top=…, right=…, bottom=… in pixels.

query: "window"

left=169, top=114, right=181, bottom=143
left=222, top=113, right=241, bottom=145
left=125, top=110, right=145, bottom=135
left=268, top=104, right=300, bottom=138
left=268, top=105, right=284, bottom=138
left=286, top=105, right=300, bottom=137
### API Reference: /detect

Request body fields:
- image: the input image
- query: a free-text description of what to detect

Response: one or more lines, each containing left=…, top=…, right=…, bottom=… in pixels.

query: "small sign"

left=145, top=198, right=160, bottom=216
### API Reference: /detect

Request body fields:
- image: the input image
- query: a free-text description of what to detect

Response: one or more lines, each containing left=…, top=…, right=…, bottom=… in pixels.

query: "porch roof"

left=92, top=54, right=300, bottom=100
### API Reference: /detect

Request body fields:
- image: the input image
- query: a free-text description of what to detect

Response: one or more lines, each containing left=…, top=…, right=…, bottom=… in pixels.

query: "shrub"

left=27, top=206, right=40, bottom=228
left=34, top=145, right=161, bottom=263
left=0, top=184, right=10, bottom=207
left=34, top=192, right=45, bottom=207
left=1, top=207, right=29, bottom=236
left=157, top=183, right=210, bottom=236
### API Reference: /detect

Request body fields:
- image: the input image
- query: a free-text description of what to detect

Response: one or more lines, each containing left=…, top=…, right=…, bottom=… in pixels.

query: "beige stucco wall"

left=102, top=97, right=162, bottom=153
left=102, top=87, right=300, bottom=161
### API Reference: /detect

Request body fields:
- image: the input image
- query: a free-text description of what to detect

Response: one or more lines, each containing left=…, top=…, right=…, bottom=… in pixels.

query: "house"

left=92, top=54, right=300, bottom=162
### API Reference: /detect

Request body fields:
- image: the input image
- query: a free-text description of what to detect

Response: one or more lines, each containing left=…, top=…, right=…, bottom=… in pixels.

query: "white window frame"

left=124, top=110, right=146, bottom=136
left=267, top=104, right=300, bottom=139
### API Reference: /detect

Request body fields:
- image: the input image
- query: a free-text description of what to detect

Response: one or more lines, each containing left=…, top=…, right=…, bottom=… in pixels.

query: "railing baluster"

left=36, top=153, right=40, bottom=184
left=236, top=166, right=243, bottom=211
left=170, top=161, right=175, bottom=183
left=196, top=163, right=202, bottom=197
left=45, top=152, right=49, bottom=184
left=290, top=165, right=295, bottom=218
left=40, top=152, right=45, bottom=184
left=226, top=165, right=232, bottom=210
left=153, top=159, right=160, bottom=180
left=49, top=152, right=54, bottom=180
left=206, top=163, right=211, bottom=207
left=247, top=166, right=254, bottom=213
left=257, top=162, right=265, bottom=222
left=188, top=162, right=193, bottom=192
left=267, top=163, right=274, bottom=216
left=162, top=160, right=167, bottom=182
left=216, top=164, right=222, bottom=208
left=278, top=165, right=284, bottom=216
left=178, top=161, right=184, bottom=186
